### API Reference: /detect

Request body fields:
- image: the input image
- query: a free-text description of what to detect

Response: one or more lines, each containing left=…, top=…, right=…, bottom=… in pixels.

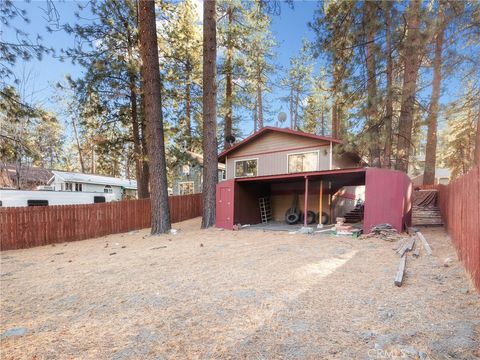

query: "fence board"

left=438, top=166, right=480, bottom=293
left=0, top=194, right=202, bottom=251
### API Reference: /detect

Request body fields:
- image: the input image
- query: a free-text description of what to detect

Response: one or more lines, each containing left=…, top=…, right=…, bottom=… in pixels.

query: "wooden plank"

left=397, top=236, right=415, bottom=257
left=394, top=254, right=407, bottom=287
left=416, top=231, right=432, bottom=255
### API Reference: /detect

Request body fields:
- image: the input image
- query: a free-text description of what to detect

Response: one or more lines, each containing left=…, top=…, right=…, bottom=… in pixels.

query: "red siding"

left=216, top=168, right=412, bottom=233
left=364, top=168, right=412, bottom=233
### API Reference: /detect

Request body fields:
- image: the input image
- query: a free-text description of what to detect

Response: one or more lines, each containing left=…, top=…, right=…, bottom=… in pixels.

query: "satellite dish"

left=226, top=135, right=236, bottom=145
left=278, top=112, right=287, bottom=124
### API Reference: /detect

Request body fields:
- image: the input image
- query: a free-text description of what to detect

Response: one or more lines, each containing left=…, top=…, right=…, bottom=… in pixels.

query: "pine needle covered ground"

left=1, top=218, right=478, bottom=359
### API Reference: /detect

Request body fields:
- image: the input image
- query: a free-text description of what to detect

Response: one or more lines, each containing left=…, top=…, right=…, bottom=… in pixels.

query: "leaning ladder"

left=259, top=197, right=272, bottom=224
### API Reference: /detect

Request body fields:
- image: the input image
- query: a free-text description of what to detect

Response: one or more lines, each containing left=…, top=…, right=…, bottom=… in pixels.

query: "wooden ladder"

left=259, top=197, right=272, bottom=224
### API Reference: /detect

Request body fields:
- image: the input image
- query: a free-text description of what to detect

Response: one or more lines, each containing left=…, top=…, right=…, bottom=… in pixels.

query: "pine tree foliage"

left=0, top=86, right=64, bottom=172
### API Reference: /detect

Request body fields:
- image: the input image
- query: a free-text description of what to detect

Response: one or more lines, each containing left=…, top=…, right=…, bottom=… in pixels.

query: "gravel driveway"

left=1, top=218, right=478, bottom=359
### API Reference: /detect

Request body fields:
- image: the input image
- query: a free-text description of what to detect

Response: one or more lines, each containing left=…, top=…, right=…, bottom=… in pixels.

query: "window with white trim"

left=234, top=159, right=257, bottom=178
left=65, top=183, right=73, bottom=191
left=75, top=183, right=83, bottom=192
left=288, top=151, right=319, bottom=173
left=179, top=181, right=194, bottom=195
left=104, top=185, right=113, bottom=193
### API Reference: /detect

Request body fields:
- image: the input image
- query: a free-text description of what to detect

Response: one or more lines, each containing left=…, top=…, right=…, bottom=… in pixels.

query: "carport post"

left=304, top=176, right=309, bottom=226
left=319, top=180, right=323, bottom=223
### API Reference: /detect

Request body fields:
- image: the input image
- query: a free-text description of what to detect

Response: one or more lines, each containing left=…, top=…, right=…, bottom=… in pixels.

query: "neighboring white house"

left=48, top=171, right=137, bottom=200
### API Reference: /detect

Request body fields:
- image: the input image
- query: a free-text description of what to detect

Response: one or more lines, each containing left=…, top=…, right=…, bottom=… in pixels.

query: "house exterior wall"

left=226, top=145, right=332, bottom=180
left=231, top=131, right=330, bottom=155
left=223, top=131, right=360, bottom=180
left=171, top=161, right=226, bottom=196
left=171, top=161, right=203, bottom=195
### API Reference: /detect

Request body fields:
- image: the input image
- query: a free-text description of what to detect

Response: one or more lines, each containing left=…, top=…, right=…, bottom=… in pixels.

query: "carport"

left=216, top=167, right=412, bottom=233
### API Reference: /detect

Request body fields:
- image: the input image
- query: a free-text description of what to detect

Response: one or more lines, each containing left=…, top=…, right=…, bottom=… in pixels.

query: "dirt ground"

left=1, top=218, right=479, bottom=360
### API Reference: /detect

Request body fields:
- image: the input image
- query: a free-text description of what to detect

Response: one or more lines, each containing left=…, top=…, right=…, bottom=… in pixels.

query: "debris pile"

left=366, top=224, right=405, bottom=242
left=335, top=217, right=353, bottom=234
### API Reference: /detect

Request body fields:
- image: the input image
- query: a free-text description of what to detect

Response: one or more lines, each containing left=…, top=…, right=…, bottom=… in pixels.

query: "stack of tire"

left=285, top=209, right=329, bottom=225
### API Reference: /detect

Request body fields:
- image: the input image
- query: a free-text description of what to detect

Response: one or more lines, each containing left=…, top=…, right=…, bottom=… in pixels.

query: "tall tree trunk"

left=474, top=103, right=480, bottom=167
left=224, top=6, right=233, bottom=149
left=201, top=0, right=218, bottom=229
left=253, top=101, right=258, bottom=132
left=365, top=1, right=381, bottom=167
left=129, top=80, right=146, bottom=197
left=91, top=145, right=95, bottom=174
left=383, top=1, right=394, bottom=168
left=138, top=0, right=171, bottom=234
left=257, top=83, right=263, bottom=129
left=289, top=87, right=294, bottom=129
left=423, top=1, right=445, bottom=185
left=331, top=59, right=340, bottom=139
left=395, top=0, right=422, bottom=173
left=321, top=100, right=325, bottom=136
left=139, top=86, right=150, bottom=197
left=256, top=67, right=264, bottom=129
left=294, top=90, right=299, bottom=130
left=71, top=118, right=85, bottom=173
left=185, top=60, right=192, bottom=149
left=126, top=17, right=147, bottom=198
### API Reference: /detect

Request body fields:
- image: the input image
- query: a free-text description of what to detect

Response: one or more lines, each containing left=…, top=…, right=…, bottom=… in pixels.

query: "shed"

left=216, top=167, right=412, bottom=233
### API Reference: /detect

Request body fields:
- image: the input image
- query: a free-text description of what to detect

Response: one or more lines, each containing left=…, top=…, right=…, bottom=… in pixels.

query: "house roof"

left=187, top=151, right=226, bottom=171
left=218, top=126, right=341, bottom=162
left=50, top=171, right=137, bottom=189
left=1, top=164, right=53, bottom=186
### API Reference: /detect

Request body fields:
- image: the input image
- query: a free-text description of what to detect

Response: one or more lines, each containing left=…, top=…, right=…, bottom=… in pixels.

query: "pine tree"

left=423, top=1, right=448, bottom=184
left=163, top=0, right=202, bottom=151
left=395, top=0, right=424, bottom=172
left=243, top=1, right=276, bottom=132
left=63, top=0, right=149, bottom=196
left=282, top=40, right=313, bottom=130
left=201, top=0, right=218, bottom=229
left=138, top=0, right=171, bottom=234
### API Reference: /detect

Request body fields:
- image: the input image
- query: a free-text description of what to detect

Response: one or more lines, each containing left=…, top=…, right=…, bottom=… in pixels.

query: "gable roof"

left=187, top=151, right=226, bottom=171
left=1, top=164, right=53, bottom=186
left=218, top=126, right=341, bottom=162
left=50, top=171, right=137, bottom=189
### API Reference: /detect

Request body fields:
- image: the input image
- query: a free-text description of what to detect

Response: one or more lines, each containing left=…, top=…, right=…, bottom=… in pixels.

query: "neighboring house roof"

left=186, top=151, right=226, bottom=171
left=218, top=126, right=342, bottom=162
left=50, top=171, right=137, bottom=189
left=0, top=164, right=53, bottom=188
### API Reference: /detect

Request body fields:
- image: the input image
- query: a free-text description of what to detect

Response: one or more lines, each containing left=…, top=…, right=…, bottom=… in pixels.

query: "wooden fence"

left=437, top=166, right=480, bottom=292
left=0, top=193, right=202, bottom=251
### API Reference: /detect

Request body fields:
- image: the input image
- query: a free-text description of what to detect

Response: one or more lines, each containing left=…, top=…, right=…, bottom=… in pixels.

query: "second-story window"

left=235, top=159, right=258, bottom=178
left=288, top=151, right=319, bottom=173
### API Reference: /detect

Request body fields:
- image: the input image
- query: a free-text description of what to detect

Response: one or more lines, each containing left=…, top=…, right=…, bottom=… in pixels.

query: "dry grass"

left=1, top=218, right=479, bottom=359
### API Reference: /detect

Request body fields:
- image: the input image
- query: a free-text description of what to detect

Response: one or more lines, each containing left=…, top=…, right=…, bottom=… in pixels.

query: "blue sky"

left=5, top=1, right=320, bottom=135
left=4, top=0, right=464, bottom=141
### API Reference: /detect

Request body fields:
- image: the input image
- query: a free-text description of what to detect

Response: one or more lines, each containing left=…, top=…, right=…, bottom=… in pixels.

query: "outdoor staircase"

left=412, top=190, right=444, bottom=226
left=344, top=204, right=364, bottom=223
left=412, top=206, right=444, bottom=226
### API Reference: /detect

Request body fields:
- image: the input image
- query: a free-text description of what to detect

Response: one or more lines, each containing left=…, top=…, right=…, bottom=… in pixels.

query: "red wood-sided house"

left=216, top=127, right=412, bottom=233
